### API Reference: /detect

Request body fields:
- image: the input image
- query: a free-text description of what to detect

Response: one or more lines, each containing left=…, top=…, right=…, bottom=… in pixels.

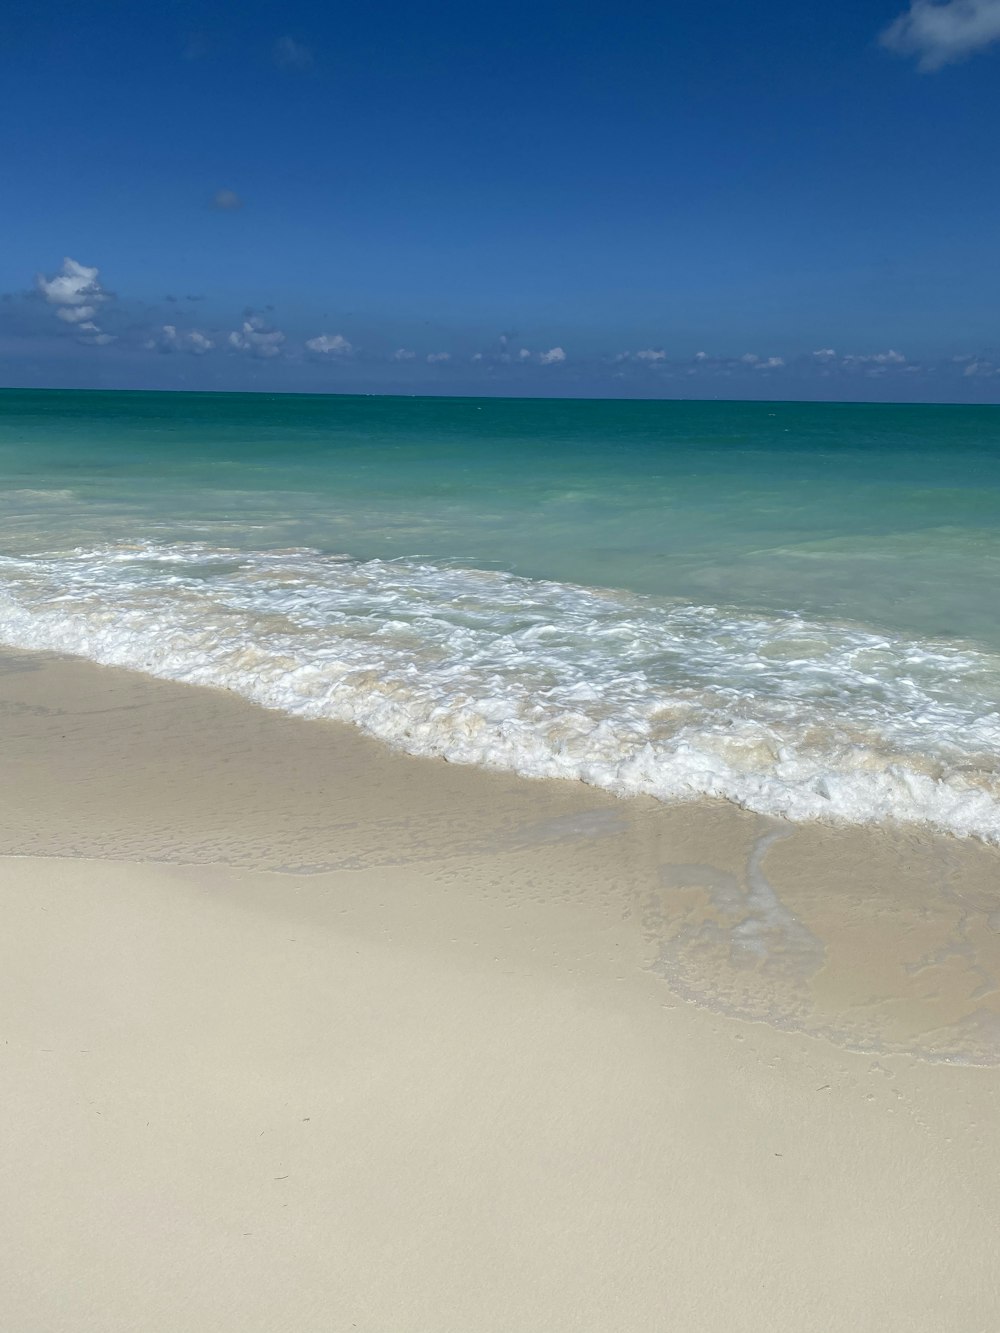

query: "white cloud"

left=812, top=348, right=837, bottom=361
left=56, top=304, right=98, bottom=324
left=228, top=316, right=285, bottom=359
left=735, top=353, right=784, bottom=370
left=470, top=352, right=484, bottom=362
left=615, top=348, right=667, bottom=364
left=212, top=189, right=244, bottom=211
left=393, top=347, right=416, bottom=361
left=963, top=358, right=1000, bottom=376
left=275, top=36, right=313, bottom=69
left=538, top=346, right=566, bottom=365
left=36, top=256, right=114, bottom=345
left=426, top=351, right=450, bottom=363
left=844, top=349, right=907, bottom=367
left=518, top=347, right=532, bottom=360
left=306, top=333, right=353, bottom=356
left=37, top=257, right=105, bottom=307
left=880, top=0, right=1000, bottom=69
left=678, top=350, right=785, bottom=373
left=148, top=324, right=215, bottom=355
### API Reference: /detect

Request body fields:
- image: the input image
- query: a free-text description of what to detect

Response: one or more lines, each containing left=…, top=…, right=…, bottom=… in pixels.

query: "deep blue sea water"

left=2, top=388, right=999, bottom=839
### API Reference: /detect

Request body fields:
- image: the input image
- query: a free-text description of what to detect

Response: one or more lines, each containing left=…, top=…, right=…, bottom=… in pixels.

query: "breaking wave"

left=1, top=541, right=999, bottom=842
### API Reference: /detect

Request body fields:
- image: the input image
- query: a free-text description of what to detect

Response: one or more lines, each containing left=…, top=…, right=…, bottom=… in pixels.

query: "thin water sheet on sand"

left=2, top=648, right=999, bottom=1065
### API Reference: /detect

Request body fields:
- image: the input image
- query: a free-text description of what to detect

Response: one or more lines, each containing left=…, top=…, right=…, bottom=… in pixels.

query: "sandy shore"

left=2, top=651, right=999, bottom=1330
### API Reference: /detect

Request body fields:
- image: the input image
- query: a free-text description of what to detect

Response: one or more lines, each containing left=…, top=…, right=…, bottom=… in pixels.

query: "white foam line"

left=1, top=540, right=999, bottom=843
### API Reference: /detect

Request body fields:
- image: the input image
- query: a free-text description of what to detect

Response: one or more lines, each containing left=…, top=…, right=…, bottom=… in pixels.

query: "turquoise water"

left=2, top=387, right=999, bottom=839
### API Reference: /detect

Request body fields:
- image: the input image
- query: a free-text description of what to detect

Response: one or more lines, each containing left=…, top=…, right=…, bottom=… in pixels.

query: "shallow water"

left=2, top=388, right=999, bottom=840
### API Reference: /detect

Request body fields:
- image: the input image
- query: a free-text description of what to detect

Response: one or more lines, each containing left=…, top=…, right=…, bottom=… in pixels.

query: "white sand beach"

left=2, top=651, right=999, bottom=1331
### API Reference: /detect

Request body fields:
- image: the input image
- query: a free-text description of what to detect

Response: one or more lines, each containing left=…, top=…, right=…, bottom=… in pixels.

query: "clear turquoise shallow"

left=2, top=388, right=999, bottom=840
left=3, top=388, right=1000, bottom=644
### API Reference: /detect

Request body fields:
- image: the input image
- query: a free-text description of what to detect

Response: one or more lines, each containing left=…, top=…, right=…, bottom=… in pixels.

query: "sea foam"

left=1, top=540, right=999, bottom=842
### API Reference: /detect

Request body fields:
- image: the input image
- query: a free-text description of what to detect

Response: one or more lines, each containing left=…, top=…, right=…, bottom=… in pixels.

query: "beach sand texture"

left=2, top=650, right=1000, bottom=1331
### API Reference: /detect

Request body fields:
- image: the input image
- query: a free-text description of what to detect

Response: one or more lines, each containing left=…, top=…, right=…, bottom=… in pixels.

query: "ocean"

left=2, top=387, right=999, bottom=842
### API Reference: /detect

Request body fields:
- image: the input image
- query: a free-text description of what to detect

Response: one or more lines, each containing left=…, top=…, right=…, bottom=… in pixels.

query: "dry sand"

left=1, top=650, right=999, bottom=1330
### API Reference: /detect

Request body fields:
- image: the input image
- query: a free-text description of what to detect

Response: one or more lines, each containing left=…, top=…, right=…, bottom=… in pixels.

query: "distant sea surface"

left=2, top=388, right=999, bottom=841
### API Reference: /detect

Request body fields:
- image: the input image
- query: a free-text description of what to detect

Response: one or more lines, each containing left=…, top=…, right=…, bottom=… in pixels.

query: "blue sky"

left=2, top=0, right=999, bottom=400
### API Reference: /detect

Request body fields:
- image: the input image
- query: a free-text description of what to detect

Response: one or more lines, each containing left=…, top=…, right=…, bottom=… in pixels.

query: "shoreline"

left=2, top=648, right=1000, bottom=1328
left=3, top=647, right=1000, bottom=1063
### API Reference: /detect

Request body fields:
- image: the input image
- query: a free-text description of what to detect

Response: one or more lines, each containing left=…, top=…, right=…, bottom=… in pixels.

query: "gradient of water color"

left=2, top=388, right=999, bottom=840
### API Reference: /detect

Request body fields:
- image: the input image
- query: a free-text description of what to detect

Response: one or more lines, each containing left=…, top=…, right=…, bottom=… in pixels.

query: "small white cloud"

left=518, top=347, right=531, bottom=360
left=693, top=351, right=709, bottom=362
left=275, top=35, right=313, bottom=69
left=146, top=325, right=175, bottom=351
left=76, top=321, right=116, bottom=346
left=753, top=356, right=785, bottom=371
left=613, top=348, right=667, bottom=365
left=56, top=304, right=98, bottom=324
left=470, top=352, right=484, bottom=362
left=880, top=0, right=1000, bottom=70
left=306, top=333, right=353, bottom=356
left=740, top=352, right=759, bottom=364
left=963, top=358, right=999, bottom=377
left=212, top=189, right=244, bottom=211
left=538, top=346, right=566, bottom=365
left=813, top=348, right=837, bottom=361
left=843, top=349, right=907, bottom=368
left=392, top=347, right=416, bottom=361
left=426, top=351, right=451, bottom=363
left=228, top=317, right=285, bottom=359
left=148, top=324, right=215, bottom=355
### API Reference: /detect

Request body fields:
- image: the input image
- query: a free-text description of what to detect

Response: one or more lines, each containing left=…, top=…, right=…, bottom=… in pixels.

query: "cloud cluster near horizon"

left=8, top=256, right=1000, bottom=397
left=306, top=333, right=353, bottom=356
left=471, top=342, right=566, bottom=367
left=228, top=314, right=285, bottom=359
left=880, top=0, right=1000, bottom=69
left=147, top=324, right=214, bottom=355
